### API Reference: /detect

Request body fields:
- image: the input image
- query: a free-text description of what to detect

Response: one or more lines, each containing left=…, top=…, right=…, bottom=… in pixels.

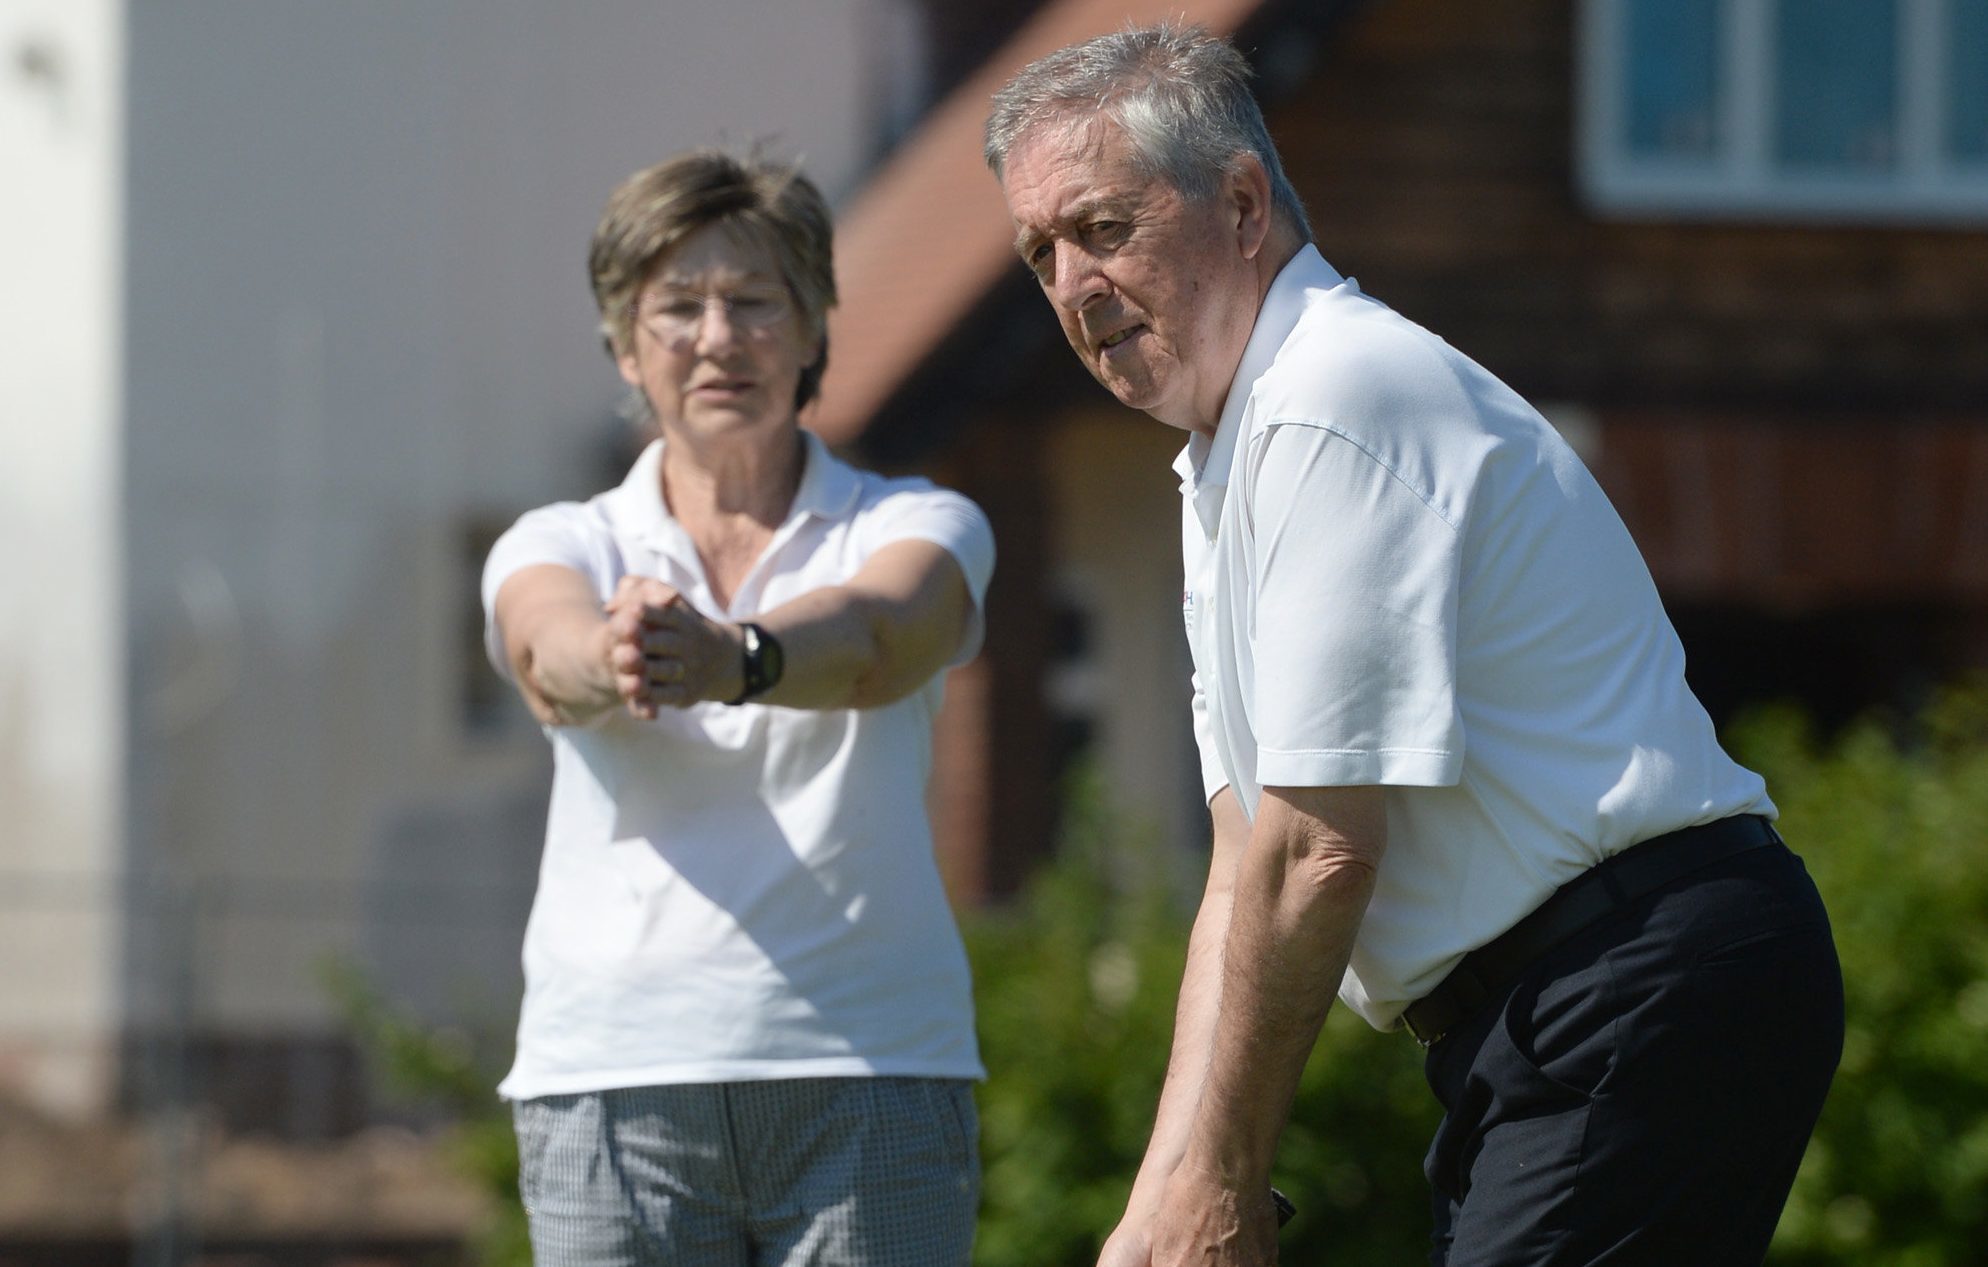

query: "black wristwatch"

left=725, top=622, right=784, bottom=705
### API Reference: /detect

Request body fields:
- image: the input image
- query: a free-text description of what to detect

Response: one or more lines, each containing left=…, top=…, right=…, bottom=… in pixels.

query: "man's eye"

left=731, top=296, right=778, bottom=319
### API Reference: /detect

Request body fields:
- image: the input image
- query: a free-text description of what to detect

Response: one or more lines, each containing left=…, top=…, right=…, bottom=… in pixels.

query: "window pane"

left=1774, top=0, right=1900, bottom=171
left=1623, top=0, right=1722, bottom=159
left=1950, top=0, right=1988, bottom=162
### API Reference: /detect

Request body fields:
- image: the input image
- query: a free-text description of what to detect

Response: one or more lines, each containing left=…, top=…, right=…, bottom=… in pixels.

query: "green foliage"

left=970, top=684, right=1988, bottom=1266
left=964, top=784, right=1197, bottom=1267
left=1731, top=686, right=1988, bottom=1266
left=323, top=965, right=531, bottom=1267
left=965, top=773, right=1436, bottom=1267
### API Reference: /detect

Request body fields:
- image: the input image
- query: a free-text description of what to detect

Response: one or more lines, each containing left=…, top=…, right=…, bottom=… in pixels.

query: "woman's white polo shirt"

left=482, top=433, right=993, bottom=1098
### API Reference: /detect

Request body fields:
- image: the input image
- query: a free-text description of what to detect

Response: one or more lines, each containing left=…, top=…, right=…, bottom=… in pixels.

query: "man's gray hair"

left=984, top=22, right=1311, bottom=240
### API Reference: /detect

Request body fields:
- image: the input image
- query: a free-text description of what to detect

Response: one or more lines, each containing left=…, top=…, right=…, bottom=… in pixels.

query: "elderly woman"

left=481, top=150, right=991, bottom=1267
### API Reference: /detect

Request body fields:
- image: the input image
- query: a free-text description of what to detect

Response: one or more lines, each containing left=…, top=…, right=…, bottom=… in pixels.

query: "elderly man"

left=987, top=24, right=1842, bottom=1267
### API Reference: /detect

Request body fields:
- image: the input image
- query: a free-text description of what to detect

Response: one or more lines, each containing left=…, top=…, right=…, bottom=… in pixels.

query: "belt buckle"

left=1404, top=1011, right=1446, bottom=1049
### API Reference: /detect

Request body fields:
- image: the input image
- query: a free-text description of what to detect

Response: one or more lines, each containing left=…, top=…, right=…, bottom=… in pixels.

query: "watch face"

left=739, top=623, right=782, bottom=700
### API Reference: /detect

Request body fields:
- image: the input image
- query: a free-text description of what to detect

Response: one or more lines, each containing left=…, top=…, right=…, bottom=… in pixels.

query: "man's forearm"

left=1120, top=790, right=1253, bottom=1212
left=1125, top=877, right=1235, bottom=1207
left=1182, top=787, right=1384, bottom=1185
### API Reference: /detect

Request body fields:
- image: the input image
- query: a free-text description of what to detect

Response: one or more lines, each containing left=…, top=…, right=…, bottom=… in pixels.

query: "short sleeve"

left=1189, top=666, right=1231, bottom=802
left=1244, top=421, right=1463, bottom=788
left=858, top=486, right=996, bottom=664
left=480, top=503, right=615, bottom=678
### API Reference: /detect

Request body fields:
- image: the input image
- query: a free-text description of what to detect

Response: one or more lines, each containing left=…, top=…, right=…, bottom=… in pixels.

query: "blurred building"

left=0, top=0, right=946, bottom=1145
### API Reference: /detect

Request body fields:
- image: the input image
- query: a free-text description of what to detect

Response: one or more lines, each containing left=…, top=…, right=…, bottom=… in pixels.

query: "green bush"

left=343, top=686, right=1988, bottom=1266
left=969, top=685, right=1988, bottom=1266
left=1729, top=687, right=1988, bottom=1266
left=965, top=775, right=1435, bottom=1267
left=326, top=965, right=531, bottom=1267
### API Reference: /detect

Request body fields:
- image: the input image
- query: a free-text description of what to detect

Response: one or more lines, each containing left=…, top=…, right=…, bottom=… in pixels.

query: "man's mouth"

left=1099, top=325, right=1141, bottom=351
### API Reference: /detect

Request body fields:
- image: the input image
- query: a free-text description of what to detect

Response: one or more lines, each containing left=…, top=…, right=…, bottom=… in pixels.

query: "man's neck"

left=1253, top=224, right=1308, bottom=306
left=1174, top=225, right=1309, bottom=437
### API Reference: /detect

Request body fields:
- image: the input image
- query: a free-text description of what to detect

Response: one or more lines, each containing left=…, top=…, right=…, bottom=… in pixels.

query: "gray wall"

left=6, top=0, right=904, bottom=1120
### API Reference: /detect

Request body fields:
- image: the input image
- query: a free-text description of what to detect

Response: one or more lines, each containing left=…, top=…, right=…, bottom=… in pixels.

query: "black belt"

left=1401, top=814, right=1782, bottom=1048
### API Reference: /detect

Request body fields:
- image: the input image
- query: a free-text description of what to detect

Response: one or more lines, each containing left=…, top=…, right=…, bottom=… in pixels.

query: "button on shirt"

left=482, top=433, right=994, bottom=1097
left=1177, top=245, right=1772, bottom=1029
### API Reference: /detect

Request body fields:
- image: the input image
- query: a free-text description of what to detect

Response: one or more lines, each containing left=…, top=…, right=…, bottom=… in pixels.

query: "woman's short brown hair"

left=589, top=149, right=837, bottom=411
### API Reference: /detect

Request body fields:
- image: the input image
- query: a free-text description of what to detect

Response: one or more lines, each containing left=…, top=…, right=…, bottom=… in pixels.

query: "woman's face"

left=616, top=223, right=817, bottom=444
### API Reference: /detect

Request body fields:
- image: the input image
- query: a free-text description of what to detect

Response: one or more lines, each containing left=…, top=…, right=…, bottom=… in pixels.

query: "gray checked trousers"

left=513, top=1077, right=979, bottom=1267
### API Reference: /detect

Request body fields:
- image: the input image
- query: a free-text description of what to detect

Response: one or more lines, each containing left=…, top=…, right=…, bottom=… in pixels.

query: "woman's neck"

left=660, top=425, right=805, bottom=529
left=657, top=426, right=805, bottom=609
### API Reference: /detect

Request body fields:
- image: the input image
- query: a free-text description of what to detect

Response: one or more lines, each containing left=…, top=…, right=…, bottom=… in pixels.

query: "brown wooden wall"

left=922, top=417, right=1061, bottom=905
left=1268, top=0, right=1988, bottom=412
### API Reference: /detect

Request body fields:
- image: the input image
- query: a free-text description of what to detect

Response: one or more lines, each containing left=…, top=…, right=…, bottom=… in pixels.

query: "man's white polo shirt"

left=1177, top=245, right=1772, bottom=1029
left=482, top=432, right=992, bottom=1098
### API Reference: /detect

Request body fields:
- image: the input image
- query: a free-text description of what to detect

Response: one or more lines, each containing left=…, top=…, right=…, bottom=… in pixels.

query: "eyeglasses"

left=633, top=284, right=795, bottom=343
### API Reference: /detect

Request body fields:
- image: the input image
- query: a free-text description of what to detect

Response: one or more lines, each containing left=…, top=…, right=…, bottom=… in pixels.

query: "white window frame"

left=1578, top=0, right=1988, bottom=222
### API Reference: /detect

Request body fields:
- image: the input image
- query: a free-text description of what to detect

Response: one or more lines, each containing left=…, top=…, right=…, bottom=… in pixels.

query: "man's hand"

left=603, top=576, right=745, bottom=716
left=1097, top=1218, right=1154, bottom=1267
left=1143, top=1163, right=1279, bottom=1267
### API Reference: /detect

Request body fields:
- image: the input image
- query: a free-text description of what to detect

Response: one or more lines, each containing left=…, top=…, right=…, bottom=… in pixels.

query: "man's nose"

left=1049, top=241, right=1108, bottom=312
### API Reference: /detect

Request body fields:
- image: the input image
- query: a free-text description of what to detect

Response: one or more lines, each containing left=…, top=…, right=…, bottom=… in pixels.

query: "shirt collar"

left=605, top=438, right=673, bottom=547
left=605, top=428, right=864, bottom=556
left=791, top=428, right=864, bottom=520
left=1172, top=244, right=1346, bottom=533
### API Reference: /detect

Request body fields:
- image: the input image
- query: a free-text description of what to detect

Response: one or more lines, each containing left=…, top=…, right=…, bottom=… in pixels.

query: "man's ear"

left=1230, top=154, right=1275, bottom=262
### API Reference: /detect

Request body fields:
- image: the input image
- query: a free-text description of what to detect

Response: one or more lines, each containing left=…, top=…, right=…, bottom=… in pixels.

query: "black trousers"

left=1422, top=839, right=1843, bottom=1266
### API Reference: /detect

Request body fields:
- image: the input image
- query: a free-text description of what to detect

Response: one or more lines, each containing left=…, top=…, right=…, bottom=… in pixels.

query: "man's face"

left=1001, top=118, right=1261, bottom=435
